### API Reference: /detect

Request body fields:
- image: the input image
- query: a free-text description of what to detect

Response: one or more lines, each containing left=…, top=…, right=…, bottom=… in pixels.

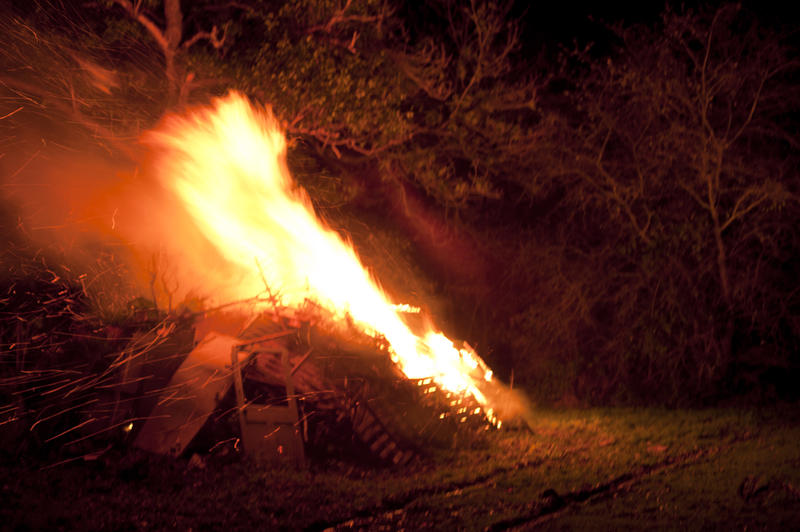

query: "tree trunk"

left=704, top=146, right=732, bottom=306
left=705, top=148, right=734, bottom=382
left=711, top=212, right=731, bottom=305
left=163, top=0, right=183, bottom=103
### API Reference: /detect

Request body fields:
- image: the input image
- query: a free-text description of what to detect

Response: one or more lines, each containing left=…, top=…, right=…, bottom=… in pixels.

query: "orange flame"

left=145, top=92, right=499, bottom=423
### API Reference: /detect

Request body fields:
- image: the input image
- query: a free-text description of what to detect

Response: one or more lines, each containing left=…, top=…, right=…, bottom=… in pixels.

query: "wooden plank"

left=243, top=405, right=297, bottom=424
left=133, top=333, right=238, bottom=455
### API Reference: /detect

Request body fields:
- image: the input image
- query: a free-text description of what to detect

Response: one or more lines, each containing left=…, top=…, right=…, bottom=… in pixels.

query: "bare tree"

left=504, top=4, right=800, bottom=402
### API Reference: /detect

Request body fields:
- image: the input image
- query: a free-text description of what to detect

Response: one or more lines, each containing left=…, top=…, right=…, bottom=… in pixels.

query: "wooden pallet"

left=345, top=385, right=416, bottom=465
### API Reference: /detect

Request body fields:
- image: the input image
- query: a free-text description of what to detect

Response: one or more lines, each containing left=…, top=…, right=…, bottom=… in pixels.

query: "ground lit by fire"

left=145, top=92, right=502, bottom=425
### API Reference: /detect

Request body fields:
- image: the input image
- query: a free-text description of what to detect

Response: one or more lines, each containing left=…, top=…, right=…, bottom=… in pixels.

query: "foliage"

left=87, top=0, right=540, bottom=209
left=2, top=1, right=798, bottom=406
left=498, top=5, right=800, bottom=404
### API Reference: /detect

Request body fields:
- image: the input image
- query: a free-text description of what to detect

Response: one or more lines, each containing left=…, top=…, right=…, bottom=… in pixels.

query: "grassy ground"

left=2, top=407, right=799, bottom=531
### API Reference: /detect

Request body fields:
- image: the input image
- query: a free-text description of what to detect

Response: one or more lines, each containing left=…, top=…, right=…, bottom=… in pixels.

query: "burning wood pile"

left=2, top=91, right=509, bottom=466
left=124, top=91, right=507, bottom=464
left=129, top=304, right=498, bottom=466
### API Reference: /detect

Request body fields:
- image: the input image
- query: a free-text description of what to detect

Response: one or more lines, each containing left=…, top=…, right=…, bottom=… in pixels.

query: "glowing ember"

left=145, top=92, right=499, bottom=423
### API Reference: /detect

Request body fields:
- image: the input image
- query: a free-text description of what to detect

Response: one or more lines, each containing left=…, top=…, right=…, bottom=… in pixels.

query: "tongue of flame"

left=145, top=92, right=497, bottom=419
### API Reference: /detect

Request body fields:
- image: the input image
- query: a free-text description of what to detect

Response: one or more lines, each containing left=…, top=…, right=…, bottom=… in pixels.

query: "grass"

left=2, top=407, right=799, bottom=530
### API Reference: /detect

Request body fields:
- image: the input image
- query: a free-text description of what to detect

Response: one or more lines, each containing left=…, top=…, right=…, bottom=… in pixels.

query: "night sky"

left=518, top=1, right=796, bottom=50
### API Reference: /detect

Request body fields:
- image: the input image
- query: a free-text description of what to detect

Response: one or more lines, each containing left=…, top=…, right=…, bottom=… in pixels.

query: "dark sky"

left=519, top=1, right=663, bottom=40
left=517, top=1, right=797, bottom=51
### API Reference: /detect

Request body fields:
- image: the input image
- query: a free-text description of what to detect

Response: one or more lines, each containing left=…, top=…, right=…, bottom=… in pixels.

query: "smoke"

left=481, top=380, right=536, bottom=430
left=0, top=8, right=205, bottom=314
left=0, top=123, right=244, bottom=316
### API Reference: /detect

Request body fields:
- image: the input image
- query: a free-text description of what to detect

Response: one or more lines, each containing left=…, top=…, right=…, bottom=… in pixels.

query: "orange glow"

left=145, top=92, right=499, bottom=421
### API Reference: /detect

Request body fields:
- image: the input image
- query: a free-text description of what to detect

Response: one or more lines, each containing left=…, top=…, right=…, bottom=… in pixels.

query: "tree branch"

left=287, top=123, right=414, bottom=158
left=720, top=189, right=768, bottom=232
left=391, top=45, right=453, bottom=101
left=112, top=0, right=168, bottom=52
left=305, top=0, right=390, bottom=34
left=182, top=24, right=228, bottom=51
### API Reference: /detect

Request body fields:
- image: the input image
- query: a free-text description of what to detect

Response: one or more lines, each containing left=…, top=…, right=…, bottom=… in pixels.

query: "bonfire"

left=0, top=90, right=514, bottom=466
left=110, top=92, right=509, bottom=464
